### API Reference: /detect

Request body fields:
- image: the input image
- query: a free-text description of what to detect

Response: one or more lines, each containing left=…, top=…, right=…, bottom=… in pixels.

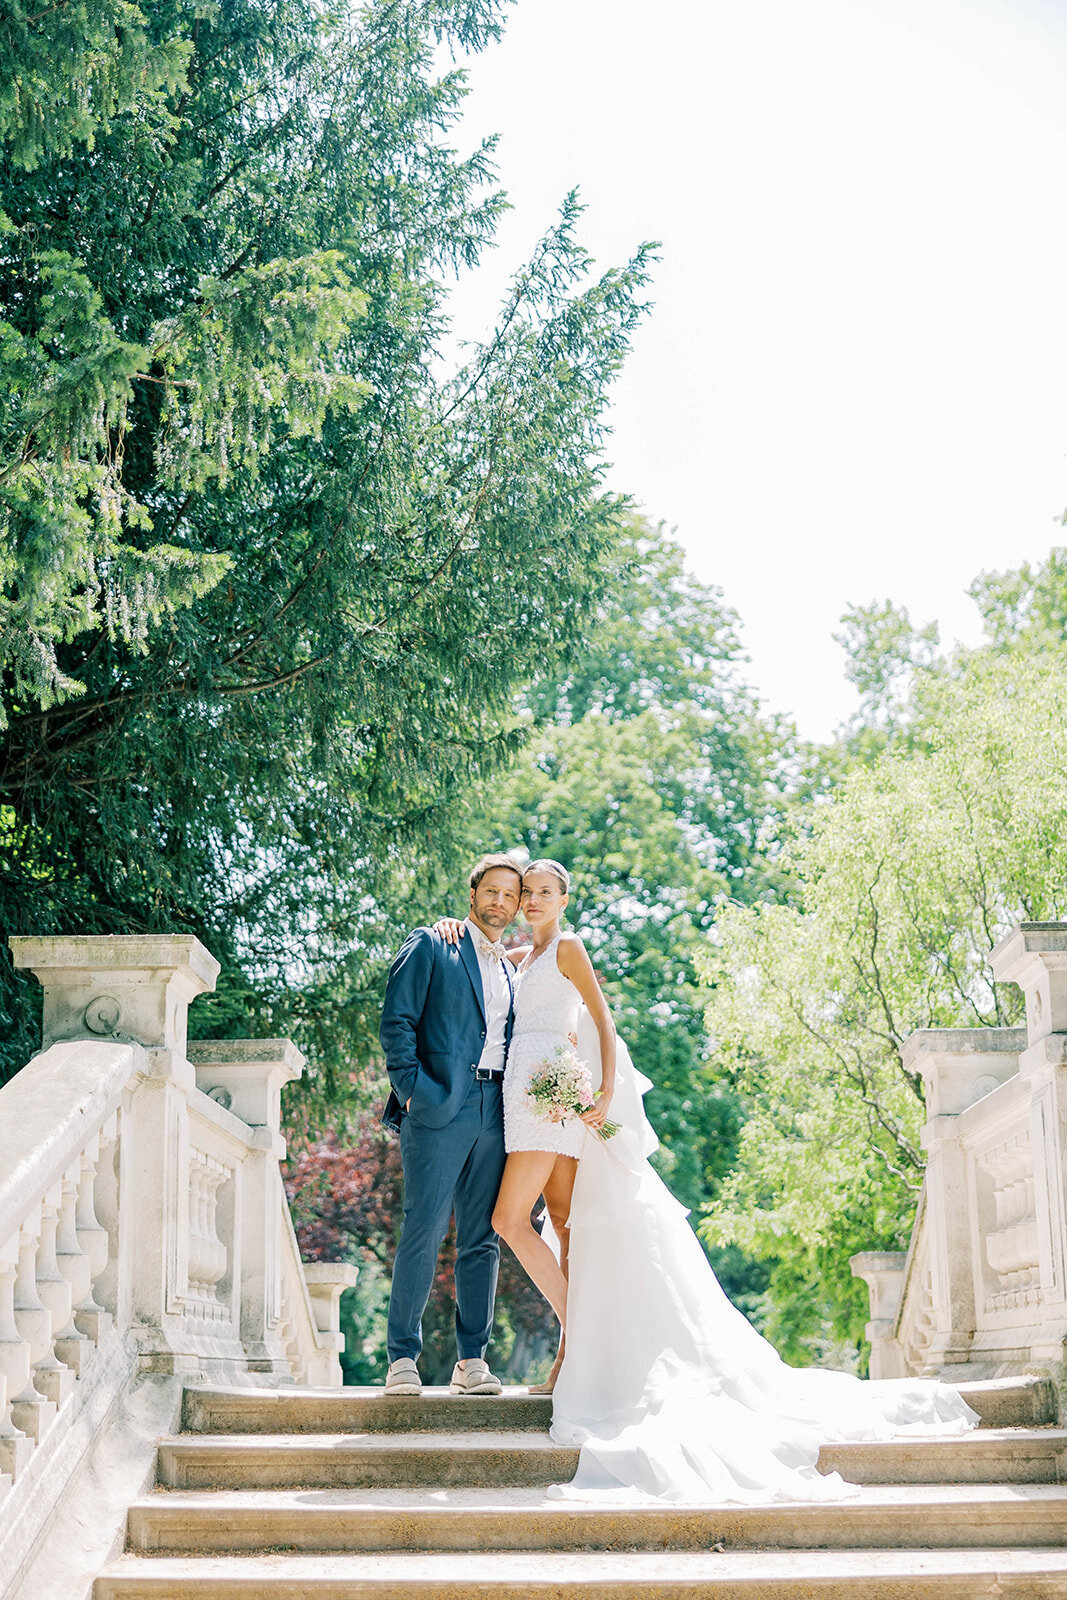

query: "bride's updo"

left=523, top=858, right=570, bottom=893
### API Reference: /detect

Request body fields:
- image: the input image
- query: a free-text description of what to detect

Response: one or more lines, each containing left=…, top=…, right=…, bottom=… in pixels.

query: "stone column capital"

left=901, top=1028, right=1025, bottom=1118
left=187, top=1039, right=305, bottom=1133
left=991, top=923, right=1067, bottom=1045
left=9, top=935, right=220, bottom=1056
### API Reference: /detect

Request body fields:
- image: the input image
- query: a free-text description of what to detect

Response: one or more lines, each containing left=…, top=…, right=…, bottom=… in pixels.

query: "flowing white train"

left=544, top=1015, right=977, bottom=1505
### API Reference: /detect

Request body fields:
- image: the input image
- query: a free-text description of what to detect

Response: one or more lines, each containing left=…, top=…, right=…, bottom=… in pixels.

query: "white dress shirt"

left=465, top=917, right=511, bottom=1074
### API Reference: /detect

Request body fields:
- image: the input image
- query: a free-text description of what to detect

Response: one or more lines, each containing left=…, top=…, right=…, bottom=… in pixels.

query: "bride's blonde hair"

left=523, top=858, right=570, bottom=893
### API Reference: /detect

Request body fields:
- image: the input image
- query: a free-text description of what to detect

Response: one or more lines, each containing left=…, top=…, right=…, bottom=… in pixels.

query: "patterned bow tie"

left=477, top=934, right=507, bottom=962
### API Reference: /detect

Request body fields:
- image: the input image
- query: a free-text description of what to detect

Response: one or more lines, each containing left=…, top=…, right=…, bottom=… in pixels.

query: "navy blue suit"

left=380, top=926, right=513, bottom=1363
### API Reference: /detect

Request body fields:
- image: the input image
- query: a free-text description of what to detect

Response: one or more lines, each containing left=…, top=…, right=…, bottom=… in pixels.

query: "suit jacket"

left=379, top=925, right=515, bottom=1132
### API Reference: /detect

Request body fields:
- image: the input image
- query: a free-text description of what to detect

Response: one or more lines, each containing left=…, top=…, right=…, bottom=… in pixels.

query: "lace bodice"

left=511, top=932, right=581, bottom=1045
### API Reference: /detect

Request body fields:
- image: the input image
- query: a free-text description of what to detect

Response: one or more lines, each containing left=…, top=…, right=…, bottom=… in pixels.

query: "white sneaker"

left=385, top=1357, right=422, bottom=1395
left=450, top=1358, right=502, bottom=1396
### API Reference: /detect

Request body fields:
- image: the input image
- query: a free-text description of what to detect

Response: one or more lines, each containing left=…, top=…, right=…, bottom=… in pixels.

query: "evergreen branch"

left=215, top=655, right=331, bottom=695
left=24, top=0, right=74, bottom=23
left=199, top=113, right=295, bottom=207
left=219, top=545, right=333, bottom=669
left=133, top=372, right=197, bottom=387
left=143, top=54, right=196, bottom=227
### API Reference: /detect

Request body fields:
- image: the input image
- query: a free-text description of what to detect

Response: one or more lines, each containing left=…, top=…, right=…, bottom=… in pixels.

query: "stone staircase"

left=94, top=1375, right=1067, bottom=1598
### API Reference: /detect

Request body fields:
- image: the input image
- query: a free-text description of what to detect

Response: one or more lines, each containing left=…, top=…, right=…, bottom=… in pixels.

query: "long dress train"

left=545, top=1012, right=977, bottom=1505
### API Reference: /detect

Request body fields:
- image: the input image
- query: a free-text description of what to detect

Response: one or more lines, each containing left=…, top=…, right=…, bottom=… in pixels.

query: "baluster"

left=53, top=1160, right=93, bottom=1374
left=276, top=1278, right=303, bottom=1382
left=74, top=1135, right=112, bottom=1344
left=28, top=1190, right=77, bottom=1404
left=187, top=1155, right=209, bottom=1333
left=0, top=1387, right=10, bottom=1505
left=10, top=1209, right=59, bottom=1442
left=0, top=1238, right=34, bottom=1480
left=92, top=1115, right=121, bottom=1320
left=204, top=1161, right=229, bottom=1327
left=186, top=1151, right=230, bottom=1335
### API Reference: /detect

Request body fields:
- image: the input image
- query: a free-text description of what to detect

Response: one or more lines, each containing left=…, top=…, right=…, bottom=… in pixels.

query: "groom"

left=380, top=853, right=521, bottom=1396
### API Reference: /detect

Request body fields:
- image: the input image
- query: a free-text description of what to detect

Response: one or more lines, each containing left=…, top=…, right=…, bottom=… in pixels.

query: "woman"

left=436, top=859, right=976, bottom=1503
left=441, top=858, right=615, bottom=1394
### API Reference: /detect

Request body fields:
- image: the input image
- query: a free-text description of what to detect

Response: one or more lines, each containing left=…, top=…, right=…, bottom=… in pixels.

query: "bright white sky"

left=444, top=0, right=1067, bottom=739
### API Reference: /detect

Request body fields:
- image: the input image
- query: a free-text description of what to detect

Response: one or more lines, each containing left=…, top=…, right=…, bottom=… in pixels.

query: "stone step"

left=159, top=1431, right=578, bottom=1490
left=954, top=1374, right=1059, bottom=1428
left=820, top=1427, right=1067, bottom=1485
left=182, top=1384, right=552, bottom=1435
left=93, top=1547, right=1067, bottom=1599
left=179, top=1373, right=1058, bottom=1438
left=157, top=1426, right=1067, bottom=1492
left=124, top=1483, right=1067, bottom=1553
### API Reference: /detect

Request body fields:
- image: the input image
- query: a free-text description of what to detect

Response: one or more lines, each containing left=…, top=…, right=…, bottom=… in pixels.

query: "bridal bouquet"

left=526, top=1046, right=620, bottom=1139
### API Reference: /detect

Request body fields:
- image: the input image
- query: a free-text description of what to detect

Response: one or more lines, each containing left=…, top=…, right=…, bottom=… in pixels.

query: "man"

left=380, top=854, right=522, bottom=1396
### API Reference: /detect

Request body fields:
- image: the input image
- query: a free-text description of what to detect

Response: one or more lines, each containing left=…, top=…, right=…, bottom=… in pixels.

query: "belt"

left=473, top=1065, right=505, bottom=1082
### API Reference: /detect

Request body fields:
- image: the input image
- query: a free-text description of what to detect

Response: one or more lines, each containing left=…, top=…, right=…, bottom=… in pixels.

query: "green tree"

left=699, top=553, right=1067, bottom=1360
left=0, top=0, right=653, bottom=1083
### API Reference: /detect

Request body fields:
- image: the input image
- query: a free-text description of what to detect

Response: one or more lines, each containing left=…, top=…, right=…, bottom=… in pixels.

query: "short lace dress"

left=503, top=932, right=587, bottom=1158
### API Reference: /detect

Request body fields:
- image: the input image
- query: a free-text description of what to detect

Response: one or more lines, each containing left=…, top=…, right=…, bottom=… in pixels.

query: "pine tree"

left=0, top=0, right=654, bottom=1081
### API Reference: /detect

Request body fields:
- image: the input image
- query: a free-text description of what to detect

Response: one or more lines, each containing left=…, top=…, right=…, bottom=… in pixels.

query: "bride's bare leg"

left=492, top=1152, right=570, bottom=1327
left=528, top=1156, right=578, bottom=1393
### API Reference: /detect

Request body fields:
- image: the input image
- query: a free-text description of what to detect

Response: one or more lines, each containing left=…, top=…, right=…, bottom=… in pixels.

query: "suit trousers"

left=387, top=1075, right=507, bottom=1363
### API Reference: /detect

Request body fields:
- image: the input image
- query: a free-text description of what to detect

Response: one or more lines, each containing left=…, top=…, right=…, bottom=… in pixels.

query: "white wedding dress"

left=503, top=931, right=586, bottom=1158
left=514, top=962, right=978, bottom=1505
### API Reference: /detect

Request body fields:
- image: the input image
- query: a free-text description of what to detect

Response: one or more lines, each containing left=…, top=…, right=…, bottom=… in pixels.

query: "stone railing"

left=852, top=922, right=1067, bottom=1394
left=0, top=936, right=356, bottom=1594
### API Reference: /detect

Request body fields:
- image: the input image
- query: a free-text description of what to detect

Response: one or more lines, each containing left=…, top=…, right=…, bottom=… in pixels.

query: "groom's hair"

left=469, top=853, right=523, bottom=891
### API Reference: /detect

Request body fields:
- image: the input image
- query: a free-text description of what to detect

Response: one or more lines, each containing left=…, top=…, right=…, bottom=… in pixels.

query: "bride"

left=435, top=857, right=976, bottom=1504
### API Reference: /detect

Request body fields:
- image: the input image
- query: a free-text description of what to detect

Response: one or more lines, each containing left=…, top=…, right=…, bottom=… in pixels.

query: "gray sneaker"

left=450, top=1358, right=502, bottom=1396
left=385, top=1357, right=421, bottom=1395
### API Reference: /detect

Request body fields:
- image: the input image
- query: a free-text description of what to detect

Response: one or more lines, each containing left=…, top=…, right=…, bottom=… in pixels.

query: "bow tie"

left=477, top=934, right=507, bottom=961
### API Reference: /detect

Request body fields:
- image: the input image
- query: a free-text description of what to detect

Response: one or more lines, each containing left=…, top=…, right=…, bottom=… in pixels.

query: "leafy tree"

left=968, top=546, right=1067, bottom=652
left=700, top=552, right=1067, bottom=1361
left=834, top=600, right=940, bottom=754
left=0, top=0, right=653, bottom=1084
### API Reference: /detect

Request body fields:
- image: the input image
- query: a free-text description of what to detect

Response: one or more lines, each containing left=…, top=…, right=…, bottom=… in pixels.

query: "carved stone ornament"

left=83, top=996, right=121, bottom=1036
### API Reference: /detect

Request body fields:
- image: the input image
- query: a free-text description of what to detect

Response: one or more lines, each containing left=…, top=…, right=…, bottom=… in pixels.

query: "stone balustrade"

left=852, top=923, right=1067, bottom=1396
left=0, top=935, right=355, bottom=1589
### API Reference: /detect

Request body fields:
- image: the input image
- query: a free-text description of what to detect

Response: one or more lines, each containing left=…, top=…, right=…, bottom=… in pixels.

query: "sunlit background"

left=445, top=0, right=1067, bottom=737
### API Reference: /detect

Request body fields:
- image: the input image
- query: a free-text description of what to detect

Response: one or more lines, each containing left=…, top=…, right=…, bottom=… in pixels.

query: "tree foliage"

left=700, top=551, right=1067, bottom=1359
left=0, top=0, right=653, bottom=1084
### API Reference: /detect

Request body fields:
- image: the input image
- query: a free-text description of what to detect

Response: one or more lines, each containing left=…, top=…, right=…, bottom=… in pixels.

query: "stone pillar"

left=10, top=936, right=220, bottom=1373
left=9, top=935, right=220, bottom=1060
left=902, top=1027, right=1025, bottom=1369
left=991, top=924, right=1067, bottom=1360
left=188, top=1040, right=304, bottom=1376
left=302, top=1264, right=359, bottom=1386
left=849, top=1251, right=907, bottom=1378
